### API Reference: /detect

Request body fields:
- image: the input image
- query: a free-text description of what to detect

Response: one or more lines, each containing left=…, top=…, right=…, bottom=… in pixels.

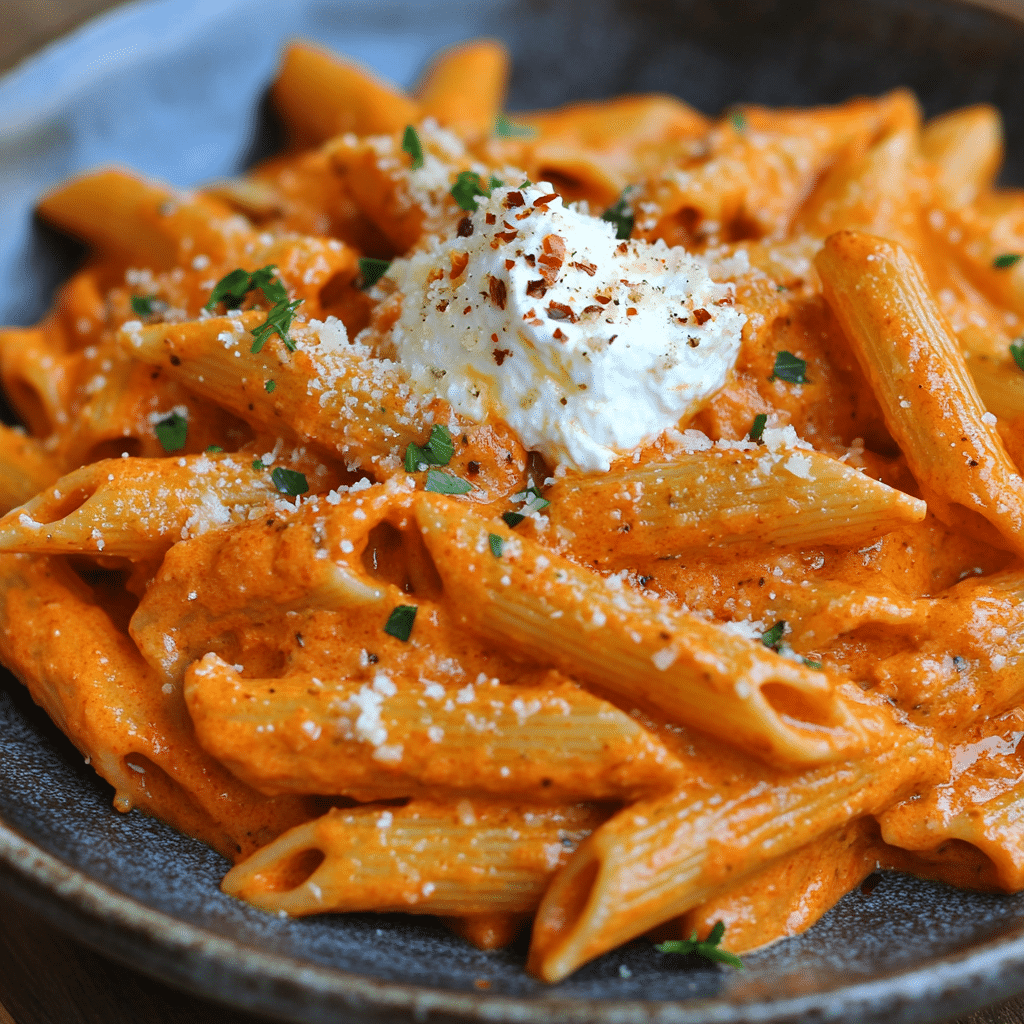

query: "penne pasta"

left=416, top=40, right=510, bottom=139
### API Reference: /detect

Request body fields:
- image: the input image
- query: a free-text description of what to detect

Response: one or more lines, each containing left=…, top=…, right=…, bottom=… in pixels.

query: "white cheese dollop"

left=385, top=183, right=746, bottom=472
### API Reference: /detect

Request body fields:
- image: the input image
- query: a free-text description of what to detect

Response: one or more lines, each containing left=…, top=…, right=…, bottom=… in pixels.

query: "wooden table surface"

left=4, top=1, right=1024, bottom=1022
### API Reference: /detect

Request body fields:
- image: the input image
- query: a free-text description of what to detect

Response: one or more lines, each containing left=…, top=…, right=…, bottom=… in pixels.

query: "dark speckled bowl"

left=4, top=1, right=1024, bottom=1020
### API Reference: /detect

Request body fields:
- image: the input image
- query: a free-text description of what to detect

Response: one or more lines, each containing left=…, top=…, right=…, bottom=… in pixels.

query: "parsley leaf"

left=424, top=469, right=473, bottom=495
left=265, top=380, right=276, bottom=393
left=404, top=424, right=456, bottom=472
left=384, top=604, right=417, bottom=642
left=489, top=174, right=505, bottom=192
left=656, top=921, right=743, bottom=969
left=1011, top=339, right=1024, bottom=373
left=204, top=265, right=286, bottom=311
left=601, top=192, right=634, bottom=240
left=153, top=412, right=187, bottom=453
left=803, top=657, right=823, bottom=670
left=271, top=466, right=308, bottom=496
left=250, top=298, right=303, bottom=354
left=749, top=413, right=767, bottom=442
left=994, top=253, right=1022, bottom=269
left=502, top=511, right=525, bottom=528
left=451, top=171, right=490, bottom=211
left=489, top=533, right=505, bottom=557
left=252, top=458, right=265, bottom=471
left=761, top=620, right=786, bottom=650
left=205, top=445, right=224, bottom=453
left=358, top=257, right=392, bottom=289
left=770, top=350, right=809, bottom=384
left=502, top=485, right=550, bottom=526
left=495, top=113, right=537, bottom=138
left=131, top=294, right=159, bottom=317
left=402, top=125, right=424, bottom=169
left=730, top=110, right=748, bottom=132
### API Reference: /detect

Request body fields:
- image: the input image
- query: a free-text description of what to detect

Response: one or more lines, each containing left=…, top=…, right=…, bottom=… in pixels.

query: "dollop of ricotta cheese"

left=385, top=183, right=746, bottom=472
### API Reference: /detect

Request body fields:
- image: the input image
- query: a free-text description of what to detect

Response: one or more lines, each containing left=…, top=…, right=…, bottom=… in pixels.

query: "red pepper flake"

left=515, top=209, right=534, bottom=220
left=553, top=328, right=565, bottom=340
left=523, top=307, right=536, bottom=318
left=436, top=300, right=449, bottom=312
left=560, top=397, right=568, bottom=405
left=526, top=279, right=548, bottom=298
left=617, top=242, right=629, bottom=254
left=688, top=337, right=700, bottom=347
left=489, top=276, right=508, bottom=310
left=626, top=307, right=638, bottom=317
left=569, top=260, right=597, bottom=276
left=692, top=307, right=712, bottom=325
left=463, top=305, right=472, bottom=314
left=547, top=301, right=576, bottom=322
left=524, top=253, right=536, bottom=266
left=504, top=259, right=515, bottom=270
left=595, top=295, right=611, bottom=304
left=457, top=216, right=474, bottom=237
left=582, top=304, right=603, bottom=314
left=716, top=295, right=735, bottom=305
left=530, top=319, right=543, bottom=326
left=504, top=191, right=525, bottom=208
left=538, top=233, right=566, bottom=285
left=485, top=213, right=497, bottom=225
left=491, top=333, right=499, bottom=343
left=608, top=334, right=617, bottom=344
left=496, top=230, right=519, bottom=243
left=467, top=460, right=480, bottom=475
left=533, top=193, right=558, bottom=207
left=493, top=348, right=512, bottom=365
left=450, top=252, right=469, bottom=280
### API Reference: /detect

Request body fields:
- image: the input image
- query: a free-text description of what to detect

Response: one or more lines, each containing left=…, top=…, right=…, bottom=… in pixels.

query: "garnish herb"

left=503, top=485, right=551, bottom=526
left=204, top=265, right=286, bottom=311
left=518, top=179, right=533, bottom=189
left=803, top=657, right=823, bottom=670
left=384, top=605, right=417, bottom=642
left=271, top=466, right=308, bottom=496
left=656, top=922, right=743, bottom=969
left=770, top=350, right=809, bottom=384
left=265, top=380, right=277, bottom=393
left=402, top=125, right=424, bottom=169
left=451, top=171, right=490, bottom=211
left=252, top=458, right=265, bottom=471
left=495, top=113, right=537, bottom=138
left=749, top=413, right=767, bottom=442
left=489, top=174, right=505, bottom=191
left=1011, top=340, right=1024, bottom=373
left=205, top=445, right=224, bottom=454
left=131, top=294, right=157, bottom=317
left=994, top=253, right=1022, bottom=269
left=761, top=620, right=786, bottom=650
left=601, top=192, right=634, bottom=240
left=730, top=110, right=748, bottom=132
left=424, top=469, right=473, bottom=495
left=250, top=298, right=303, bottom=354
left=154, top=412, right=187, bottom=452
left=502, top=511, right=526, bottom=528
left=358, top=257, right=392, bottom=289
left=488, top=533, right=505, bottom=558
left=404, top=424, right=456, bottom=472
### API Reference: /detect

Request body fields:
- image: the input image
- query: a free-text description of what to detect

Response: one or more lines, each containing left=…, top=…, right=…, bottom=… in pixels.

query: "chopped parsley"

left=730, top=110, right=748, bottom=133
left=402, top=125, right=424, bottom=169
left=424, top=469, right=473, bottom=495
left=489, top=533, right=505, bottom=557
left=770, top=350, right=809, bottom=384
left=1011, top=339, right=1024, bottom=373
left=131, top=294, right=160, bottom=317
left=204, top=265, right=287, bottom=311
left=205, top=445, right=224, bottom=454
left=495, top=113, right=537, bottom=138
left=451, top=170, right=490, bottom=211
left=761, top=620, right=786, bottom=650
left=250, top=298, right=303, bottom=354
left=656, top=922, right=743, bottom=969
left=601, top=192, right=634, bottom=240
left=357, top=257, right=392, bottom=289
left=803, top=657, right=823, bottom=671
left=153, top=412, right=187, bottom=452
left=519, top=180, right=533, bottom=189
left=749, top=413, right=767, bottom=442
left=502, top=510, right=526, bottom=528
left=384, top=604, right=417, bottom=642
left=993, top=253, right=1022, bottom=269
left=404, top=424, right=456, bottom=472
left=271, top=466, right=308, bottom=496
left=489, top=174, right=505, bottom=191
left=265, top=380, right=276, bottom=393
left=252, top=458, right=265, bottom=471
left=503, top=485, right=550, bottom=526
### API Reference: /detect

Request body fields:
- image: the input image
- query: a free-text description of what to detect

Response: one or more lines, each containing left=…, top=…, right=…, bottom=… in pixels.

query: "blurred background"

left=2, top=0, right=126, bottom=71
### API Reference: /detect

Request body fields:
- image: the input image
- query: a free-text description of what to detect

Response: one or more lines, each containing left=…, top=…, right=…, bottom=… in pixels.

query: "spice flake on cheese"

left=379, top=183, right=746, bottom=472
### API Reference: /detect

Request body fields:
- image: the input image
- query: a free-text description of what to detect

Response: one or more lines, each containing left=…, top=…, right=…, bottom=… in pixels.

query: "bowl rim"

left=4, top=0, right=1024, bottom=1021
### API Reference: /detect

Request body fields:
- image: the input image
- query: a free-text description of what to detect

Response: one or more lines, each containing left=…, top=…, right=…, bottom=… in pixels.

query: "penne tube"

left=0, top=554, right=317, bottom=861
left=118, top=313, right=529, bottom=500
left=527, top=723, right=942, bottom=981
left=442, top=913, right=527, bottom=950
left=921, top=105, right=1003, bottom=209
left=0, top=425, right=62, bottom=515
left=271, top=42, right=419, bottom=150
left=37, top=169, right=253, bottom=271
left=221, top=799, right=608, bottom=917
left=816, top=230, right=1024, bottom=557
left=0, top=454, right=283, bottom=561
left=0, top=326, right=78, bottom=437
left=544, top=444, right=926, bottom=562
left=184, top=654, right=684, bottom=803
left=416, top=40, right=510, bottom=139
left=414, top=494, right=882, bottom=767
